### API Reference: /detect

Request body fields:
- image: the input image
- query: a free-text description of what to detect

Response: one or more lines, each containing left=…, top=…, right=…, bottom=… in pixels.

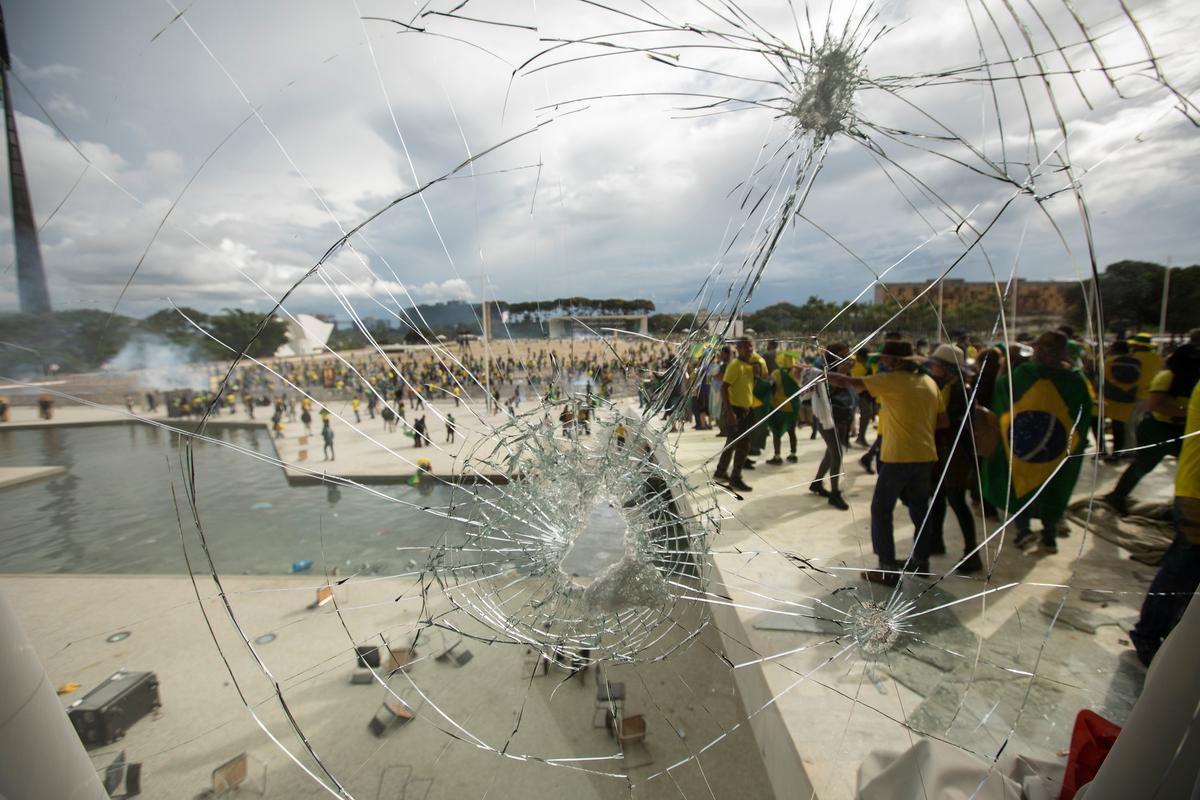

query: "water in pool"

left=0, top=424, right=474, bottom=575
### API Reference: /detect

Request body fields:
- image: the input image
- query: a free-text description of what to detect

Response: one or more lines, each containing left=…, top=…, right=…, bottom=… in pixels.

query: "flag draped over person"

left=766, top=352, right=800, bottom=438
left=983, top=354, right=1092, bottom=521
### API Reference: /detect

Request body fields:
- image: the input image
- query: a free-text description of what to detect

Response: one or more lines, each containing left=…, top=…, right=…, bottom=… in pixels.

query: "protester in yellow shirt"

left=829, top=339, right=940, bottom=585
left=713, top=338, right=760, bottom=492
left=746, top=347, right=771, bottom=458
left=1130, top=375, right=1200, bottom=666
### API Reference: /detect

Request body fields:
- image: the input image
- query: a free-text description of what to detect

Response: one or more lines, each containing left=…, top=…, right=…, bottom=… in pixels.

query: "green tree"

left=1068, top=260, right=1199, bottom=334
left=205, top=308, right=288, bottom=359
left=140, top=307, right=211, bottom=345
left=0, top=309, right=134, bottom=375
left=648, top=313, right=688, bottom=334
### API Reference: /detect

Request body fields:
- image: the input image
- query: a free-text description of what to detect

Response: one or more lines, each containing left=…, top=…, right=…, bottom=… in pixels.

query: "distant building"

left=275, top=314, right=335, bottom=357
left=875, top=278, right=1075, bottom=315
left=547, top=314, right=649, bottom=338
left=703, top=314, right=744, bottom=340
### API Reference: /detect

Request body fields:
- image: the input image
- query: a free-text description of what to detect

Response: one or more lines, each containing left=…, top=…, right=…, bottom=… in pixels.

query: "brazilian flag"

left=1102, top=354, right=1141, bottom=423
left=983, top=363, right=1091, bottom=520
left=766, top=367, right=800, bottom=436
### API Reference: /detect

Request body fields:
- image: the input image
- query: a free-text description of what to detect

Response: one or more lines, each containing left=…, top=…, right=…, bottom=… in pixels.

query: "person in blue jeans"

left=1130, top=379, right=1200, bottom=666
left=322, top=420, right=335, bottom=461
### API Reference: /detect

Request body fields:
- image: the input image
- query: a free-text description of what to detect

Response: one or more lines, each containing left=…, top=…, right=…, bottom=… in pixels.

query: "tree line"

left=1066, top=260, right=1198, bottom=334
left=0, top=307, right=289, bottom=375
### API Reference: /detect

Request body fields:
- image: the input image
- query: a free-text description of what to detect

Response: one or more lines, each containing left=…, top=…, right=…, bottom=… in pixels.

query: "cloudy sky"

left=1, top=0, right=1198, bottom=322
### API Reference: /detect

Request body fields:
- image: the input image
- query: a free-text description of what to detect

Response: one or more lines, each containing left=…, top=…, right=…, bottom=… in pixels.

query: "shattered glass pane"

left=1, top=0, right=1198, bottom=797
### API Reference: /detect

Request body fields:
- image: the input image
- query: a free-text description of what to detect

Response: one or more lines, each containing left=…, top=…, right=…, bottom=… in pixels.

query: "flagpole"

left=1158, top=257, right=1172, bottom=340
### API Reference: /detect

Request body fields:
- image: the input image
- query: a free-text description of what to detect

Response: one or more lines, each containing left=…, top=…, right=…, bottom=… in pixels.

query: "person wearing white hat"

left=925, top=344, right=983, bottom=574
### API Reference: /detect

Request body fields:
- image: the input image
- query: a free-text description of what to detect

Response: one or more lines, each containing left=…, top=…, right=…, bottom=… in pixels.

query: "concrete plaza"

left=0, top=393, right=1174, bottom=798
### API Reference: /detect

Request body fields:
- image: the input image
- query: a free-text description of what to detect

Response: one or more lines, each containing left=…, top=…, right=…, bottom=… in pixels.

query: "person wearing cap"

left=714, top=337, right=762, bottom=492
left=982, top=331, right=1091, bottom=554
left=924, top=344, right=983, bottom=573
left=829, top=339, right=940, bottom=584
left=1104, top=342, right=1200, bottom=515
left=1129, top=378, right=1200, bottom=666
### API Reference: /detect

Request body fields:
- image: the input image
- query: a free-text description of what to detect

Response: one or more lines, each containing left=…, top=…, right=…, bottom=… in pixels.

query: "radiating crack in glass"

left=433, top=402, right=715, bottom=666
left=2, top=0, right=1198, bottom=797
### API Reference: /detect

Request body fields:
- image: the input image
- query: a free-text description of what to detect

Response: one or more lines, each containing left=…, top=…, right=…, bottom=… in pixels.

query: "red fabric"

left=1060, top=709, right=1122, bottom=800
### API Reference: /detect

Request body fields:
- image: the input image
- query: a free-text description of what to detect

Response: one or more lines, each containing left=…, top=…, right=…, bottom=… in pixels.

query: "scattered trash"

left=254, top=633, right=276, bottom=645
left=307, top=586, right=334, bottom=609
left=57, top=682, right=81, bottom=695
left=291, top=559, right=313, bottom=573
left=252, top=502, right=273, bottom=511
left=106, top=631, right=131, bottom=643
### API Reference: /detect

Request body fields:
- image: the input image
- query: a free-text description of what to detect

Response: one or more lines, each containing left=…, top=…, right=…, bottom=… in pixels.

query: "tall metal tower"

left=0, top=4, right=51, bottom=314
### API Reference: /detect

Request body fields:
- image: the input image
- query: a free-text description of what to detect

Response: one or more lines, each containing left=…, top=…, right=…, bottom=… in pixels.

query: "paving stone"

left=1039, top=599, right=1102, bottom=634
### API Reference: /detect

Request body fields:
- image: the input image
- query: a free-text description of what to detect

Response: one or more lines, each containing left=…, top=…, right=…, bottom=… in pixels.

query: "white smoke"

left=102, top=332, right=210, bottom=390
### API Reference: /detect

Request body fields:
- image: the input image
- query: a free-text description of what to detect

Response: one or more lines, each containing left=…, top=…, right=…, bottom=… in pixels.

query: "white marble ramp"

left=0, top=465, right=65, bottom=489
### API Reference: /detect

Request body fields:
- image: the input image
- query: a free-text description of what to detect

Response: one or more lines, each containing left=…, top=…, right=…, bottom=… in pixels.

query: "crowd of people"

left=706, top=329, right=1200, bottom=665
left=127, top=339, right=677, bottom=444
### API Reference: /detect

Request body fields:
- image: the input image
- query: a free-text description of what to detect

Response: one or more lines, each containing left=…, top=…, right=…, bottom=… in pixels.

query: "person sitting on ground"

left=982, top=331, right=1091, bottom=554
left=828, top=339, right=940, bottom=584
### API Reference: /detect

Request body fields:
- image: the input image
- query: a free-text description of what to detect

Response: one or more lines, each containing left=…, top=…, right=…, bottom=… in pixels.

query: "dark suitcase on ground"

left=68, top=670, right=160, bottom=747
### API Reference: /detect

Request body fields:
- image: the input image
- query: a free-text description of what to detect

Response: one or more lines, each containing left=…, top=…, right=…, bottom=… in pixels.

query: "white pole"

left=482, top=295, right=491, bottom=413
left=1011, top=277, right=1018, bottom=330
left=1158, top=258, right=1172, bottom=340
left=937, top=275, right=944, bottom=342
left=0, top=593, right=107, bottom=800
